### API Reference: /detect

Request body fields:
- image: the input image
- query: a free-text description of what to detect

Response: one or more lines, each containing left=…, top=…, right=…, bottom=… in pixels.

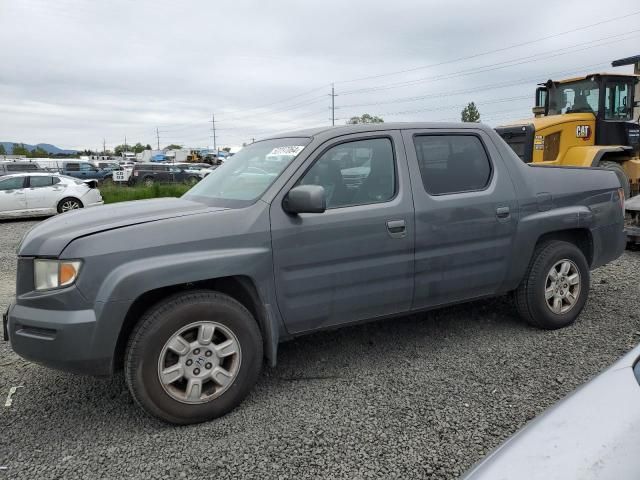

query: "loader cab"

left=534, top=74, right=640, bottom=154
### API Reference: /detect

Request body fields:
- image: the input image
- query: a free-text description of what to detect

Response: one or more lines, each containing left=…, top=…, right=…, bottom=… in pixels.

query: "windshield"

left=548, top=79, right=599, bottom=115
left=184, top=137, right=310, bottom=207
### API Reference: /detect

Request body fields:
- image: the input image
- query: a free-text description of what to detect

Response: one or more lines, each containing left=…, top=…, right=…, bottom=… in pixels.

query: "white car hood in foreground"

left=462, top=344, right=640, bottom=480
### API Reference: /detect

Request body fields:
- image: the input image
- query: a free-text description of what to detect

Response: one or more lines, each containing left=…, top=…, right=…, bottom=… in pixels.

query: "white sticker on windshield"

left=268, top=146, right=305, bottom=156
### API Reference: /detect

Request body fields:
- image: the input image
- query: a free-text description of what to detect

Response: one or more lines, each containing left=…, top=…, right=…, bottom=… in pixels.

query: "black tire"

left=515, top=240, right=590, bottom=329
left=56, top=197, right=83, bottom=213
left=600, top=160, right=630, bottom=198
left=124, top=290, right=263, bottom=425
left=142, top=176, right=155, bottom=187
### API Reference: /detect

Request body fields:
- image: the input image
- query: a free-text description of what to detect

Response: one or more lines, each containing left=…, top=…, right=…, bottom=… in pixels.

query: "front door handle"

left=496, top=206, right=510, bottom=219
left=386, top=219, right=406, bottom=238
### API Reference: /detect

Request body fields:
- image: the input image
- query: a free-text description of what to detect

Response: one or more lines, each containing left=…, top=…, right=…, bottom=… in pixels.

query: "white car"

left=0, top=173, right=104, bottom=219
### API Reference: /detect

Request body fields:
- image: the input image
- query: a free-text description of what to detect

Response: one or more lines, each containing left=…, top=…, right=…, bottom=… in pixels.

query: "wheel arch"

left=533, top=228, right=594, bottom=266
left=113, top=275, right=276, bottom=372
left=590, top=146, right=633, bottom=166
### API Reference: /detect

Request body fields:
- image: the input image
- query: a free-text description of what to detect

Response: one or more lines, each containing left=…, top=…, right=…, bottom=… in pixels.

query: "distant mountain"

left=0, top=142, right=77, bottom=155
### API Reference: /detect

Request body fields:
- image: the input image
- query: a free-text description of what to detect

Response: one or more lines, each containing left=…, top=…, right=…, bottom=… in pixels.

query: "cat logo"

left=576, top=125, right=591, bottom=139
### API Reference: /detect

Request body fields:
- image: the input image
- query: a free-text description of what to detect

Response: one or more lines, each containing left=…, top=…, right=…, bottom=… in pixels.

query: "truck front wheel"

left=515, top=241, right=590, bottom=329
left=124, top=291, right=263, bottom=424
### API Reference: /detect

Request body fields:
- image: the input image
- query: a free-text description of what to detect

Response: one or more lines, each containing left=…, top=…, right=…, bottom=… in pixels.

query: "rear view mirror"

left=283, top=185, right=326, bottom=214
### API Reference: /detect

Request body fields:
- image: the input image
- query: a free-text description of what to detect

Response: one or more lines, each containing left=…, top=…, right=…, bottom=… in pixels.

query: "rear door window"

left=413, top=135, right=492, bottom=195
left=7, top=163, right=38, bottom=171
left=29, top=176, right=54, bottom=187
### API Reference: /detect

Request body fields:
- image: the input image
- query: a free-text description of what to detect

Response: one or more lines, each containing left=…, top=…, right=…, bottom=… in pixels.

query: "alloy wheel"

left=157, top=321, right=242, bottom=404
left=544, top=259, right=581, bottom=314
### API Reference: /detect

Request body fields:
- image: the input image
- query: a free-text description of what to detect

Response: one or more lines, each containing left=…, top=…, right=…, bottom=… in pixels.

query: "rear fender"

left=503, top=206, right=588, bottom=290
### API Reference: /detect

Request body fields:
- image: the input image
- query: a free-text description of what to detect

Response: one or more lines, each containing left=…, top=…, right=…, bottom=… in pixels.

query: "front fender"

left=93, top=248, right=270, bottom=303
left=559, top=146, right=622, bottom=167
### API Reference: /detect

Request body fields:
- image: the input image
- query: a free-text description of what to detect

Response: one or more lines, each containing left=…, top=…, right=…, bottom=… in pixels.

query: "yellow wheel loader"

left=496, top=55, right=640, bottom=197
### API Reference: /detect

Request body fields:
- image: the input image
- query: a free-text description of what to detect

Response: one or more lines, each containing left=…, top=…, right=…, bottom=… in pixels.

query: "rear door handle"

left=496, top=206, right=510, bottom=219
left=386, top=219, right=406, bottom=238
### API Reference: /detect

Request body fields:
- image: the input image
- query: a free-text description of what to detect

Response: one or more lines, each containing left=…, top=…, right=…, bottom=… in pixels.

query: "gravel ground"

left=1, top=219, right=639, bottom=480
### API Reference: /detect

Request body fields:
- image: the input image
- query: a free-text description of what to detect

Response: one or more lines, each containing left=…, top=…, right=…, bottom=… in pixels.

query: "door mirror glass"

left=284, top=185, right=326, bottom=214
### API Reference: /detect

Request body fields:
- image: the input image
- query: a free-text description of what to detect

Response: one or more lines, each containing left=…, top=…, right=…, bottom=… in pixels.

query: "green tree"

left=27, top=147, right=49, bottom=158
left=222, top=147, right=231, bottom=152
left=0, top=144, right=6, bottom=155
left=164, top=144, right=182, bottom=150
left=145, top=144, right=152, bottom=150
left=132, top=142, right=146, bottom=154
left=12, top=143, right=31, bottom=156
left=346, top=113, right=384, bottom=125
left=461, top=102, right=481, bottom=122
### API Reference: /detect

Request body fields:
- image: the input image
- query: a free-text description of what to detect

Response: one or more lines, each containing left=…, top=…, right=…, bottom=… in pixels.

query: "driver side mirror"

left=283, top=185, right=326, bottom=214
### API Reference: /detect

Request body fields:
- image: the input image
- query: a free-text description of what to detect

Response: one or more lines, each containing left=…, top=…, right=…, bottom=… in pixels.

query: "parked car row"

left=0, top=160, right=217, bottom=187
left=126, top=162, right=216, bottom=186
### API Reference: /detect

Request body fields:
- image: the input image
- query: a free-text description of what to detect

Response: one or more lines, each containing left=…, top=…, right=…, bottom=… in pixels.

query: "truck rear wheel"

left=124, top=290, right=263, bottom=424
left=600, top=160, right=630, bottom=198
left=515, top=241, right=589, bottom=330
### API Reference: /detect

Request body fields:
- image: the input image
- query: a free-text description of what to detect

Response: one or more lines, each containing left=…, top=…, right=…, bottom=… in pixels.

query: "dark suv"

left=61, top=162, right=112, bottom=182
left=130, top=163, right=198, bottom=186
left=0, top=161, right=44, bottom=177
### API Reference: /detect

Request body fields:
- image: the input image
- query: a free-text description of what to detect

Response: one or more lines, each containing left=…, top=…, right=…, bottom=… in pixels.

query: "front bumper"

left=5, top=301, right=113, bottom=375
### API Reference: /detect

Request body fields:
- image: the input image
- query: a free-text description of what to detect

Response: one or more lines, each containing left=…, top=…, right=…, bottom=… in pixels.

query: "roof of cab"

left=260, top=121, right=495, bottom=141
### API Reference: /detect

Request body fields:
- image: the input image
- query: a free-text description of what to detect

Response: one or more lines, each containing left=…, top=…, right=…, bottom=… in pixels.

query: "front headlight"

left=34, top=259, right=82, bottom=291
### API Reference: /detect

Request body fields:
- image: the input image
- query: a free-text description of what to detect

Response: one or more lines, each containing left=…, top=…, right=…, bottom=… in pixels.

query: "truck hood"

left=18, top=197, right=224, bottom=256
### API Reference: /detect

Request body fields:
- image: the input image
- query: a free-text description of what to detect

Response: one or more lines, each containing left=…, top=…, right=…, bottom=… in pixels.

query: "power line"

left=340, top=31, right=640, bottom=96
left=335, top=95, right=531, bottom=120
left=334, top=10, right=640, bottom=85
left=336, top=61, right=610, bottom=110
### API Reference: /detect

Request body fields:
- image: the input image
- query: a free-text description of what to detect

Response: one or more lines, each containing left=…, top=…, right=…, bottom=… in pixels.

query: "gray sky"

left=0, top=0, right=637, bottom=150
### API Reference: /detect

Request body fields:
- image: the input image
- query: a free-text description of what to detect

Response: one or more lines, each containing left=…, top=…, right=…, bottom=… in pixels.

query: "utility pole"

left=103, top=138, right=106, bottom=155
left=330, top=83, right=337, bottom=126
left=156, top=127, right=160, bottom=150
left=211, top=113, right=217, bottom=152
left=251, top=137, right=255, bottom=144
left=124, top=136, right=127, bottom=153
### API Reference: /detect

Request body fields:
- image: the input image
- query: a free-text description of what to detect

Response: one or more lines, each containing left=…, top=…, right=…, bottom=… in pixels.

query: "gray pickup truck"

left=3, top=123, right=625, bottom=424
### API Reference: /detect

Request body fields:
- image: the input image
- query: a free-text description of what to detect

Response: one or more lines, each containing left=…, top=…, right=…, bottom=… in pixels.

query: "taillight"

left=618, top=187, right=625, bottom=217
